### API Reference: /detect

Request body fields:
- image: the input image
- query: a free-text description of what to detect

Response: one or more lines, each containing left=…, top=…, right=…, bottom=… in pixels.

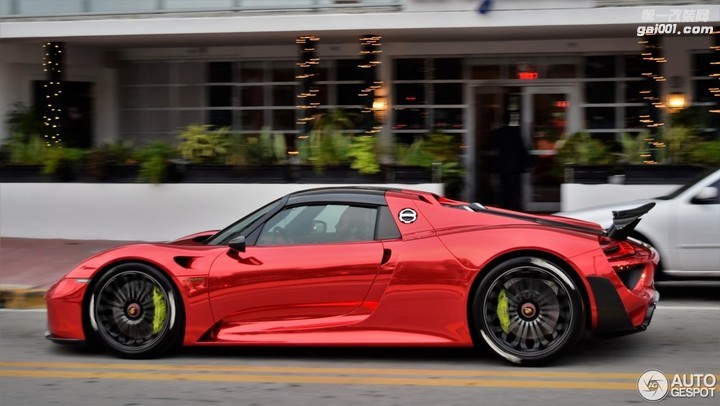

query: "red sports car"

left=46, top=187, right=659, bottom=366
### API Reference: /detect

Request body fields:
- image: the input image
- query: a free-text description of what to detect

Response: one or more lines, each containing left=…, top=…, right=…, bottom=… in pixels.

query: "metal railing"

left=0, top=0, right=402, bottom=19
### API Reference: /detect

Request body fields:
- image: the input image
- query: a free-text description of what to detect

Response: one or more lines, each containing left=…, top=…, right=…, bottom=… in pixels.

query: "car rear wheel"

left=88, top=263, right=183, bottom=358
left=472, top=256, right=585, bottom=366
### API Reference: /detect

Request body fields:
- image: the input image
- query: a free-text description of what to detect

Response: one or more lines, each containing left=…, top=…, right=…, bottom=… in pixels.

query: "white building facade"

left=1, top=0, right=718, bottom=210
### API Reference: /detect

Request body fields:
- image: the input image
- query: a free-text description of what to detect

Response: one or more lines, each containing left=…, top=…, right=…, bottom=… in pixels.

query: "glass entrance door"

left=522, top=86, right=579, bottom=212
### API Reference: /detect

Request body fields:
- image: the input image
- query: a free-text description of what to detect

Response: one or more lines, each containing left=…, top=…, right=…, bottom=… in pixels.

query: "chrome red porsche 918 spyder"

left=46, top=187, right=659, bottom=365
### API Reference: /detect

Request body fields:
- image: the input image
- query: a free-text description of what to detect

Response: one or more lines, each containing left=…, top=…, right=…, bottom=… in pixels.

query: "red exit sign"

left=518, top=71, right=538, bottom=80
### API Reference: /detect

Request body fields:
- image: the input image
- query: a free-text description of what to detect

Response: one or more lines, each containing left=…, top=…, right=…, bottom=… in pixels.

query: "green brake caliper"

left=152, top=286, right=167, bottom=334
left=497, top=289, right=510, bottom=334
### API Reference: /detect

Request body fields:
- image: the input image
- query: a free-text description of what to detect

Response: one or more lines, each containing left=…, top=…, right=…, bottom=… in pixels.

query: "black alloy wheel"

left=88, top=263, right=183, bottom=358
left=473, top=256, right=585, bottom=366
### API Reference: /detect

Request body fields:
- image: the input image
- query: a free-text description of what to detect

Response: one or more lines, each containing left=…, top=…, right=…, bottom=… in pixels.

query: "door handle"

left=381, top=248, right=392, bottom=265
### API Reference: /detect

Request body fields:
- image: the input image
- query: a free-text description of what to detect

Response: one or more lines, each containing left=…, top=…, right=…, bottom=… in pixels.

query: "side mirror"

left=691, top=186, right=719, bottom=205
left=228, top=235, right=246, bottom=253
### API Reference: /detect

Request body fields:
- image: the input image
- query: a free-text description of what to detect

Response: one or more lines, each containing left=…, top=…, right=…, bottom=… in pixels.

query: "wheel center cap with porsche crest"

left=520, top=302, right=537, bottom=320
left=126, top=303, right=142, bottom=319
left=398, top=208, right=417, bottom=224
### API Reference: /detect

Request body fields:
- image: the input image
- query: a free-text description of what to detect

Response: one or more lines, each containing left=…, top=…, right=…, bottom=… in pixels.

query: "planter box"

left=171, top=164, right=291, bottom=183
left=0, top=165, right=50, bottom=182
left=293, top=165, right=384, bottom=184
left=382, top=165, right=432, bottom=184
left=106, top=164, right=141, bottom=183
left=622, top=164, right=706, bottom=185
left=565, top=164, right=707, bottom=185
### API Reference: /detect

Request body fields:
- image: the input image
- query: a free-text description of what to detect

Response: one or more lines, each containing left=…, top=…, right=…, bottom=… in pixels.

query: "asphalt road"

left=0, top=283, right=718, bottom=406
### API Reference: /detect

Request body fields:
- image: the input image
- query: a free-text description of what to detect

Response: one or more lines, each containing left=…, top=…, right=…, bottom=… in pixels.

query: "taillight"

left=602, top=240, right=637, bottom=261
left=599, top=236, right=650, bottom=290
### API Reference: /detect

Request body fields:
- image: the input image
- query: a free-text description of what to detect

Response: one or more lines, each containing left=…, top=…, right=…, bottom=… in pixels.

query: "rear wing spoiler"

left=604, top=202, right=656, bottom=241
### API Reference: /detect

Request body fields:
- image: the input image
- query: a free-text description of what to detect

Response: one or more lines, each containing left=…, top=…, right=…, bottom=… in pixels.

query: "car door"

left=675, top=176, right=720, bottom=274
left=208, top=203, right=384, bottom=328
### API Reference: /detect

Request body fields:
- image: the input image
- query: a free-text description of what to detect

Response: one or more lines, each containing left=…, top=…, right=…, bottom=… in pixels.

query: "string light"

left=296, top=35, right=320, bottom=138
left=709, top=27, right=720, bottom=114
left=358, top=35, right=383, bottom=135
left=637, top=35, right=666, bottom=163
left=42, top=42, right=64, bottom=147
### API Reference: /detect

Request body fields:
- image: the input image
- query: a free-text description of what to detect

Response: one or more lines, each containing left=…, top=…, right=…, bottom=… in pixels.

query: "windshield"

left=205, top=197, right=283, bottom=245
left=656, top=169, right=718, bottom=200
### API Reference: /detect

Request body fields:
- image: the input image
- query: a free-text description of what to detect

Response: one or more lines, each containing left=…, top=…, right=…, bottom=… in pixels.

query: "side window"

left=376, top=206, right=401, bottom=240
left=334, top=206, right=377, bottom=242
left=256, top=204, right=378, bottom=246
left=256, top=205, right=306, bottom=246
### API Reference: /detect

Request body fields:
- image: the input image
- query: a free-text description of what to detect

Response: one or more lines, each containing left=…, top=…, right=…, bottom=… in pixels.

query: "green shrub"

left=0, top=133, right=47, bottom=165
left=305, top=109, right=356, bottom=172
left=690, top=140, right=720, bottom=166
left=557, top=132, right=613, bottom=165
left=178, top=125, right=231, bottom=164
left=43, top=147, right=85, bottom=175
left=137, top=142, right=176, bottom=184
left=347, top=135, right=380, bottom=174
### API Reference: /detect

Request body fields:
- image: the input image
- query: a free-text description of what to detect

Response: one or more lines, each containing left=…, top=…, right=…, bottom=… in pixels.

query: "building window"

left=392, top=57, right=466, bottom=144
left=117, top=58, right=373, bottom=143
left=581, top=54, right=648, bottom=144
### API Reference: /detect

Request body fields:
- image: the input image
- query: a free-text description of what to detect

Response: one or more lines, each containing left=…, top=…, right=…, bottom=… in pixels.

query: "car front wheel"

left=473, top=256, right=585, bottom=366
left=88, top=263, right=183, bottom=358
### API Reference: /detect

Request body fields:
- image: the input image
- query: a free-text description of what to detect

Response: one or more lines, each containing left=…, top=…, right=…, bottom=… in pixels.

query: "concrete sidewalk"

left=0, top=237, right=143, bottom=308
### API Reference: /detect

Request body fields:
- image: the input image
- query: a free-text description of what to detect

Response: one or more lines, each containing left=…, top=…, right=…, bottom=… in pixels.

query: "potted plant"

left=0, top=134, right=50, bottom=181
left=5, top=103, right=43, bottom=138
left=347, top=135, right=381, bottom=175
left=557, top=131, right=615, bottom=184
left=300, top=109, right=355, bottom=178
left=175, top=124, right=235, bottom=182
left=237, top=128, right=290, bottom=182
left=619, top=127, right=707, bottom=184
left=136, top=141, right=176, bottom=184
left=388, top=131, right=461, bottom=195
left=85, top=141, right=138, bottom=182
left=43, top=146, right=86, bottom=182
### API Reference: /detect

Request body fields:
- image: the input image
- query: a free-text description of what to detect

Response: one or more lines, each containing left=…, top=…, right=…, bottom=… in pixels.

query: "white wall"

left=0, top=183, right=443, bottom=241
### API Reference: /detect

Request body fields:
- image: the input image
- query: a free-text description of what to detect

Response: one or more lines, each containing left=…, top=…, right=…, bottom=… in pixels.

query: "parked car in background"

left=558, top=168, right=720, bottom=279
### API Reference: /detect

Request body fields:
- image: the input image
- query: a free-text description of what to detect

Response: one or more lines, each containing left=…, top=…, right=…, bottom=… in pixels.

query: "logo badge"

left=398, top=208, right=418, bottom=224
left=638, top=370, right=669, bottom=402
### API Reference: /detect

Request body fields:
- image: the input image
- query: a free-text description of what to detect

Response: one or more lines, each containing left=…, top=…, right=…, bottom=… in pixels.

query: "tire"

left=472, top=256, right=585, bottom=366
left=88, top=263, right=183, bottom=358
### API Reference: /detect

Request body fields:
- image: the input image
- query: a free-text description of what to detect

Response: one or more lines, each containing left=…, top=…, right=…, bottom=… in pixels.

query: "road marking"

left=2, top=361, right=716, bottom=391
left=0, top=369, right=638, bottom=390
left=0, top=361, right=642, bottom=379
left=0, top=308, right=46, bottom=313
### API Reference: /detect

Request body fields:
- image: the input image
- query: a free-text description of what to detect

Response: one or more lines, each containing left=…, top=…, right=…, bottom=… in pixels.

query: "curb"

left=0, top=288, right=47, bottom=309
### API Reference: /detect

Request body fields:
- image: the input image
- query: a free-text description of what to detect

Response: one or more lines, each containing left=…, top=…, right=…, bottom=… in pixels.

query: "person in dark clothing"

left=490, top=124, right=529, bottom=211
